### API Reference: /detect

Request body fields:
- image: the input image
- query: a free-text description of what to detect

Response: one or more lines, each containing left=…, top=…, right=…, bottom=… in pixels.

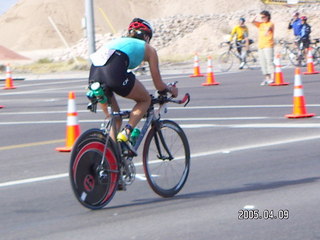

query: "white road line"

left=0, top=173, right=68, bottom=188
left=1, top=134, right=320, bottom=189
left=1, top=121, right=320, bottom=129
left=1, top=104, right=320, bottom=115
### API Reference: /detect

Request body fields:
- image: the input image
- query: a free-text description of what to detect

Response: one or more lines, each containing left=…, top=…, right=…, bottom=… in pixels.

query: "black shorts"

left=299, top=38, right=310, bottom=49
left=88, top=50, right=136, bottom=97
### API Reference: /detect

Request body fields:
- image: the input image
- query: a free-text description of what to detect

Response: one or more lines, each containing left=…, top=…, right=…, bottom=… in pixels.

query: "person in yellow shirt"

left=229, top=17, right=249, bottom=69
left=252, top=11, right=275, bottom=85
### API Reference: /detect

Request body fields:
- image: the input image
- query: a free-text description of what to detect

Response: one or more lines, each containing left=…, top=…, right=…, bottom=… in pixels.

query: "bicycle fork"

left=153, top=121, right=174, bottom=161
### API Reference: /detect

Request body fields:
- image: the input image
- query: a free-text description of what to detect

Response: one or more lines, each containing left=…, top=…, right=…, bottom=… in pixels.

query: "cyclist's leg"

left=236, top=41, right=242, bottom=59
left=125, top=79, right=151, bottom=128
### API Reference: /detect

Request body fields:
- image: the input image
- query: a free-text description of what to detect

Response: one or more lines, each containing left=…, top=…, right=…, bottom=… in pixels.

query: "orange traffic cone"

left=270, top=53, right=289, bottom=86
left=190, top=53, right=204, bottom=77
left=3, top=64, right=16, bottom=90
left=303, top=48, right=320, bottom=75
left=285, top=68, right=315, bottom=118
left=202, top=56, right=220, bottom=86
left=56, top=91, right=81, bottom=152
left=0, top=105, right=4, bottom=109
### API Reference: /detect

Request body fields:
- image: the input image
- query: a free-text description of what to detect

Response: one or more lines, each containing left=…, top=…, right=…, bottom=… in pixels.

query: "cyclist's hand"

left=168, top=85, right=178, bottom=98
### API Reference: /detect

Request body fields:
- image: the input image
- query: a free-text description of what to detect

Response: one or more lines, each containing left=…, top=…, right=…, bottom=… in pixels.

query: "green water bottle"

left=130, top=128, right=141, bottom=146
left=91, top=82, right=107, bottom=104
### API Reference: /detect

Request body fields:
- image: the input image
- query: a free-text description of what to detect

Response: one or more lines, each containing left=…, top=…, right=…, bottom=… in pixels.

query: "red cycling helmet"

left=128, top=18, right=153, bottom=40
left=300, top=16, right=307, bottom=21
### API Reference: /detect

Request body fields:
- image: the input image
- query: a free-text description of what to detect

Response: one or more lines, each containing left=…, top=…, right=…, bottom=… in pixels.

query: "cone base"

left=190, top=74, right=204, bottom=77
left=202, top=82, right=220, bottom=86
left=303, top=71, right=320, bottom=75
left=285, top=113, right=315, bottom=118
left=55, top=146, right=72, bottom=152
left=269, top=82, right=289, bottom=86
left=3, top=86, right=16, bottom=90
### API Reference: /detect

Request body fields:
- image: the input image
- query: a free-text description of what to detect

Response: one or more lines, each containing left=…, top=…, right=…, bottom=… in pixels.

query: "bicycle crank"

left=123, top=159, right=136, bottom=185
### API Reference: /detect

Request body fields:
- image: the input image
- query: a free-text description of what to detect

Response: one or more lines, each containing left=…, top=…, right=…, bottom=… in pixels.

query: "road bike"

left=278, top=39, right=320, bottom=67
left=310, top=38, right=320, bottom=66
left=278, top=39, right=298, bottom=68
left=218, top=41, right=258, bottom=72
left=69, top=82, right=191, bottom=209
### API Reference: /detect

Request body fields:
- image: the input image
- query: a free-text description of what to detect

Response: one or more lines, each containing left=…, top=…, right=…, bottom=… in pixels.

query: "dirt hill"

left=0, top=0, right=320, bottom=61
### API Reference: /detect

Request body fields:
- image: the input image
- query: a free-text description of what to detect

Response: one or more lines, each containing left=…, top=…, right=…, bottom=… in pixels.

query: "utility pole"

left=85, top=0, right=96, bottom=58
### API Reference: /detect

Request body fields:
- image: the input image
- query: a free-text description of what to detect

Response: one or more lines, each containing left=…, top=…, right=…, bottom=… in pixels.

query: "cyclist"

left=89, top=18, right=178, bottom=156
left=288, top=12, right=302, bottom=42
left=228, top=17, right=249, bottom=69
left=298, top=16, right=311, bottom=58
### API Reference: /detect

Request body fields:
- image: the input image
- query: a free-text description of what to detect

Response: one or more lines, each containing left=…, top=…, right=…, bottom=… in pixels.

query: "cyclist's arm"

left=144, top=44, right=178, bottom=97
left=288, top=19, right=293, bottom=29
left=229, top=26, right=237, bottom=41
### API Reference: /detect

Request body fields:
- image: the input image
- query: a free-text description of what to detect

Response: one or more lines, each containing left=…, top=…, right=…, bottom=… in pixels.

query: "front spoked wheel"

left=69, top=129, right=119, bottom=210
left=143, top=120, right=190, bottom=198
left=218, top=51, right=234, bottom=72
left=245, top=50, right=259, bottom=70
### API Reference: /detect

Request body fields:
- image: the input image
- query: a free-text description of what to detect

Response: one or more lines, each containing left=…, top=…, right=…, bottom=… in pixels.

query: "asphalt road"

left=1, top=67, right=320, bottom=240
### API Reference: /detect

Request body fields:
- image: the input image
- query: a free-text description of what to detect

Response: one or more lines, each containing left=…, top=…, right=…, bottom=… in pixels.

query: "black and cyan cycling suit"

left=89, top=37, right=146, bottom=97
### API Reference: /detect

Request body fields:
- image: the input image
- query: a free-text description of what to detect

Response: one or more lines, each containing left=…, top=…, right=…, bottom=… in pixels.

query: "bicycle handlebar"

left=152, top=92, right=190, bottom=107
left=170, top=93, right=190, bottom=106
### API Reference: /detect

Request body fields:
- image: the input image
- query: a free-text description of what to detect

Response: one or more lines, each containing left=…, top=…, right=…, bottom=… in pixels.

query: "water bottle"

left=90, top=82, right=107, bottom=104
left=130, top=128, right=141, bottom=146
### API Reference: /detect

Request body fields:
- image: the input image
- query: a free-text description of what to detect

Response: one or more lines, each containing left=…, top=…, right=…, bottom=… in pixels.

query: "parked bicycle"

left=70, top=82, right=191, bottom=209
left=218, top=41, right=258, bottom=72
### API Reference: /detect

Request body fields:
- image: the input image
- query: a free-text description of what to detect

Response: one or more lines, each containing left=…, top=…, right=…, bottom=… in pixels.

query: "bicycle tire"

left=289, top=47, right=308, bottom=67
left=143, top=120, right=190, bottom=198
left=279, top=47, right=291, bottom=68
left=312, top=47, right=320, bottom=66
left=69, top=128, right=119, bottom=210
left=218, top=51, right=234, bottom=72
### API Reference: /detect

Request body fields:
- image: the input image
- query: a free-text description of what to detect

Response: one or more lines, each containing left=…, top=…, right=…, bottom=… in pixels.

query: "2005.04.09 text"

left=238, top=209, right=289, bottom=220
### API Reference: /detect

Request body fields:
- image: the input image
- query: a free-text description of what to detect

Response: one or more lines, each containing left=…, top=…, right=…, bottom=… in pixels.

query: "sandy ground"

left=1, top=0, right=320, bottom=62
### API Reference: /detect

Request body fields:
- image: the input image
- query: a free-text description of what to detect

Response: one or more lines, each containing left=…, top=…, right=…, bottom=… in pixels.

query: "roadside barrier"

left=285, top=68, right=315, bottom=118
left=3, top=64, right=16, bottom=90
left=270, top=53, right=289, bottom=86
left=202, top=56, right=220, bottom=86
left=303, top=48, right=320, bottom=75
left=56, top=91, right=81, bottom=152
left=190, top=53, right=204, bottom=77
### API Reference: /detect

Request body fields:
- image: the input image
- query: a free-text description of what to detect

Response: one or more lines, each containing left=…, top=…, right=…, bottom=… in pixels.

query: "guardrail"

left=262, top=0, right=320, bottom=4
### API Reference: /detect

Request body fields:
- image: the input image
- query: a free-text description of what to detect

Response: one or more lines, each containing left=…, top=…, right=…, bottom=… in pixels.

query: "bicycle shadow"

left=106, top=176, right=320, bottom=210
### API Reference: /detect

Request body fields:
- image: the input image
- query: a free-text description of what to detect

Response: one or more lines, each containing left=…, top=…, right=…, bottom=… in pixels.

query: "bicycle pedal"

left=117, top=184, right=126, bottom=191
left=117, top=181, right=127, bottom=191
left=120, top=141, right=137, bottom=157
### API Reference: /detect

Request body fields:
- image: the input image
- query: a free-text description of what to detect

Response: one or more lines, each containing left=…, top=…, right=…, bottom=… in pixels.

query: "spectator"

left=288, top=12, right=302, bottom=41
left=252, top=10, right=275, bottom=86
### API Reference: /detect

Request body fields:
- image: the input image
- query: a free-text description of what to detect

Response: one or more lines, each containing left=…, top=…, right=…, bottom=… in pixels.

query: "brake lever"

left=179, top=93, right=190, bottom=107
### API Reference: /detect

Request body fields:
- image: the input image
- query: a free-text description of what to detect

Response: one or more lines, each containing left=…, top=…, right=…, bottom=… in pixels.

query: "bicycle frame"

left=97, top=92, right=190, bottom=187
